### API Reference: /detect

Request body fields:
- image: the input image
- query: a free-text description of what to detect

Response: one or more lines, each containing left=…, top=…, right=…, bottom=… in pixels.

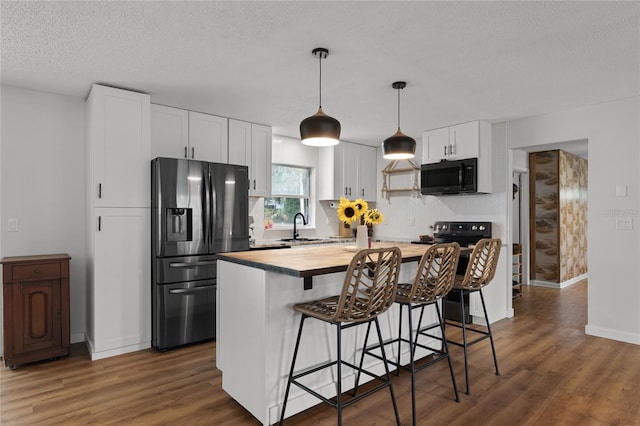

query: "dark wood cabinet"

left=2, top=254, right=70, bottom=368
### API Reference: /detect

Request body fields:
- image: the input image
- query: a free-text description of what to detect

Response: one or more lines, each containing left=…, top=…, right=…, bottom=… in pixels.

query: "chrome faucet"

left=293, top=212, right=307, bottom=240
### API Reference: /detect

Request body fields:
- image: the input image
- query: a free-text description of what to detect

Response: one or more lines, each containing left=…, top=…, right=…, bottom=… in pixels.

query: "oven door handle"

left=169, top=285, right=215, bottom=295
left=169, top=261, right=216, bottom=268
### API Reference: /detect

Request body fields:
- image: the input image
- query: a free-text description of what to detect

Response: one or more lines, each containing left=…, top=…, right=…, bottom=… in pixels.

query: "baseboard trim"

left=585, top=324, right=640, bottom=345
left=531, top=273, right=588, bottom=289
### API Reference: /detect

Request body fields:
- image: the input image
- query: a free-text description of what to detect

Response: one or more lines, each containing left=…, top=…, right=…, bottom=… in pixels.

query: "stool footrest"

left=289, top=359, right=393, bottom=410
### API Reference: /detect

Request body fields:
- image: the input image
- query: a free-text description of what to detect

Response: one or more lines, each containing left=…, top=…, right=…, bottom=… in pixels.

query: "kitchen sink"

left=278, top=238, right=322, bottom=242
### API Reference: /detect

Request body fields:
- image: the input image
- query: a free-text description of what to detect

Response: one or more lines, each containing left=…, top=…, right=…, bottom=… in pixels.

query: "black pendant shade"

left=301, top=48, right=341, bottom=146
left=382, top=128, right=417, bottom=160
left=300, top=107, right=341, bottom=147
left=382, top=81, right=416, bottom=159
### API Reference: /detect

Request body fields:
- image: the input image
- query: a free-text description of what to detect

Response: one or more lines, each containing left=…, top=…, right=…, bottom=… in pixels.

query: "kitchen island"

left=216, top=242, right=441, bottom=425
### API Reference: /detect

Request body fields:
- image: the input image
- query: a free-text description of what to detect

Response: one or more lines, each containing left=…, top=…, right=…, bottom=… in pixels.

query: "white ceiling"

left=2, top=1, right=638, bottom=158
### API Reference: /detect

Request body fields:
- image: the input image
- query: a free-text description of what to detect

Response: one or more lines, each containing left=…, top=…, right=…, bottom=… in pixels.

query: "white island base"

left=217, top=258, right=436, bottom=425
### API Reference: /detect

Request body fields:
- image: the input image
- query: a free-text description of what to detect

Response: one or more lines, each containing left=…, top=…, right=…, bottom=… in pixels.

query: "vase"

left=355, top=225, right=369, bottom=249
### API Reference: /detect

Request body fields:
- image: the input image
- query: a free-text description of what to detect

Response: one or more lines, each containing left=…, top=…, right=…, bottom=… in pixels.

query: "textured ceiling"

left=2, top=1, right=639, bottom=156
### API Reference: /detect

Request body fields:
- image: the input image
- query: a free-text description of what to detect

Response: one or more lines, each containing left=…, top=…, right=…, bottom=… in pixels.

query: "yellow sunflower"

left=363, top=209, right=384, bottom=225
left=337, top=197, right=359, bottom=224
left=353, top=198, right=369, bottom=216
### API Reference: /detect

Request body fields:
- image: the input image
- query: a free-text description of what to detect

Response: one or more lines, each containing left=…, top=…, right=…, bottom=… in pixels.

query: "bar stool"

left=359, top=242, right=461, bottom=426
left=445, top=238, right=502, bottom=395
left=279, top=247, right=402, bottom=426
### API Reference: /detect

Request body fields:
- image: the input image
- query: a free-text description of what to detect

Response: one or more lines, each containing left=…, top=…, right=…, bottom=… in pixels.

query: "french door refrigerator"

left=151, top=157, right=249, bottom=350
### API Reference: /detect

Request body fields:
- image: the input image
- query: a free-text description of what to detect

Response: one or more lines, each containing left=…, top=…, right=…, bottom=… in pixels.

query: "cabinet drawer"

left=11, top=262, right=61, bottom=281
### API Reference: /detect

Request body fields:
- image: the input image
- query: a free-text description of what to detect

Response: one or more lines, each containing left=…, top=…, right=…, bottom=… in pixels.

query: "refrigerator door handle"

left=169, top=261, right=217, bottom=268
left=169, top=286, right=214, bottom=295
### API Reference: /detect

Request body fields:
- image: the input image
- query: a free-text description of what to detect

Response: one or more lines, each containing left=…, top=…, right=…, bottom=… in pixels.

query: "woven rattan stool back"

left=458, top=238, right=502, bottom=290
left=405, top=242, right=460, bottom=303
left=332, top=247, right=401, bottom=323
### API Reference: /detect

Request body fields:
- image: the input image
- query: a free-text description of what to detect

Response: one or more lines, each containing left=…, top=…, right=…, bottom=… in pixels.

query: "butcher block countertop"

left=218, top=242, right=456, bottom=278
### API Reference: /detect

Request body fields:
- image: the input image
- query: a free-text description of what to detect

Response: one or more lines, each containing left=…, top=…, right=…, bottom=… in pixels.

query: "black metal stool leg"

left=396, top=304, right=404, bottom=376
left=407, top=304, right=417, bottom=426
left=437, top=305, right=459, bottom=402
left=336, top=324, right=343, bottom=426
left=374, top=317, right=401, bottom=426
left=353, top=320, right=373, bottom=397
left=459, top=289, right=470, bottom=395
left=280, top=315, right=307, bottom=425
left=479, top=290, right=500, bottom=376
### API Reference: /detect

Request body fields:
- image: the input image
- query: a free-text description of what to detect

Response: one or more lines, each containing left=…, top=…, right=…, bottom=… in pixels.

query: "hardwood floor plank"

left=1, top=279, right=639, bottom=425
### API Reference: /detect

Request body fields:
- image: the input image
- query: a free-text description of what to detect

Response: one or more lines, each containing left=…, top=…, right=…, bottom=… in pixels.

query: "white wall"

left=1, top=85, right=87, bottom=344
left=506, top=96, right=640, bottom=344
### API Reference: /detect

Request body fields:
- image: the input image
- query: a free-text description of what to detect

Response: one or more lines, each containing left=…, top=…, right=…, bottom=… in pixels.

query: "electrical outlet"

left=8, top=218, right=19, bottom=232
left=409, top=217, right=415, bottom=226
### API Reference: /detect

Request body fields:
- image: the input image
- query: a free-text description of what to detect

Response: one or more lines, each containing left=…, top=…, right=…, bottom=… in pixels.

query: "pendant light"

left=300, top=47, right=341, bottom=146
left=382, top=81, right=416, bottom=159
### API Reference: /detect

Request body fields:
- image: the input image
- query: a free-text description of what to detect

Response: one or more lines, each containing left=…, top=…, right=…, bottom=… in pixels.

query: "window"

left=264, top=164, right=310, bottom=229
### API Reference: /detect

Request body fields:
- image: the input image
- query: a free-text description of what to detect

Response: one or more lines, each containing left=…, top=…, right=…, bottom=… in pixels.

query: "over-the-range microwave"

left=420, top=158, right=479, bottom=195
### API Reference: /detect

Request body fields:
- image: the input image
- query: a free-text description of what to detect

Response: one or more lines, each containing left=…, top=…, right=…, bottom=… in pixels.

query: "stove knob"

left=479, top=225, right=486, bottom=231
left=471, top=225, right=478, bottom=230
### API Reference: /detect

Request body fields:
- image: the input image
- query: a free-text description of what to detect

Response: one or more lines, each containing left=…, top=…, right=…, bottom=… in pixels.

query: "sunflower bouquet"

left=336, top=197, right=384, bottom=226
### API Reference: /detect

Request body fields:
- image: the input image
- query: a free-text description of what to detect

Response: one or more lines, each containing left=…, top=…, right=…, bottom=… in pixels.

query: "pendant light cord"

left=318, top=53, right=322, bottom=108
left=397, top=87, right=401, bottom=129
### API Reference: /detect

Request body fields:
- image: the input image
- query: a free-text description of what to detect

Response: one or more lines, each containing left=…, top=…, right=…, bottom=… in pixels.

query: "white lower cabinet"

left=87, top=208, right=150, bottom=360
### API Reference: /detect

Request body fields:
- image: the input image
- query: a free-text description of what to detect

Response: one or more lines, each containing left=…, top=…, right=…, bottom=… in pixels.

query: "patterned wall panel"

left=530, top=150, right=587, bottom=284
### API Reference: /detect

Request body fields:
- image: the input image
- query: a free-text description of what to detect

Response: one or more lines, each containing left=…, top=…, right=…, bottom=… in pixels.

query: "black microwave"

left=421, top=158, right=478, bottom=195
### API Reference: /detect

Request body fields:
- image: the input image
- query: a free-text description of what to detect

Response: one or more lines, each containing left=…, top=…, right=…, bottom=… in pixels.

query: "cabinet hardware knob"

left=98, top=216, right=102, bottom=231
left=191, top=147, right=195, bottom=159
left=98, top=183, right=102, bottom=198
left=184, top=147, right=188, bottom=158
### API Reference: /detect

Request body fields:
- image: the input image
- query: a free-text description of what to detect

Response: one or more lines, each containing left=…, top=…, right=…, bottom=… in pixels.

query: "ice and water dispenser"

left=166, top=208, right=192, bottom=243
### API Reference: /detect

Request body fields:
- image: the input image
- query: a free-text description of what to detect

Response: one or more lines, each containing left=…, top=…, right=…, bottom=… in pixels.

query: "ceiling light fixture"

left=300, top=47, right=341, bottom=146
left=382, top=81, right=416, bottom=160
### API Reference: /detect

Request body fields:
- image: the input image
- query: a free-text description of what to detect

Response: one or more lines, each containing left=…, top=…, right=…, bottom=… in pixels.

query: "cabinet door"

left=88, top=85, right=151, bottom=208
left=12, top=280, right=61, bottom=355
left=93, top=208, right=150, bottom=353
left=188, top=112, right=228, bottom=163
left=228, top=119, right=251, bottom=167
left=250, top=124, right=272, bottom=197
left=151, top=104, right=189, bottom=160
left=358, top=145, right=377, bottom=201
left=342, top=143, right=359, bottom=198
left=422, top=127, right=449, bottom=164
left=449, top=121, right=479, bottom=160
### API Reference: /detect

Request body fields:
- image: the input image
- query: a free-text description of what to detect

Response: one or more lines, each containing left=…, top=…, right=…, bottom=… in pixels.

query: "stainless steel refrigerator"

left=151, top=157, right=249, bottom=350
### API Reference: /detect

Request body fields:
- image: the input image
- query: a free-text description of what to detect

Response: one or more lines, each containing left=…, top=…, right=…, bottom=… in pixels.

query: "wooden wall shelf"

left=381, top=159, right=421, bottom=200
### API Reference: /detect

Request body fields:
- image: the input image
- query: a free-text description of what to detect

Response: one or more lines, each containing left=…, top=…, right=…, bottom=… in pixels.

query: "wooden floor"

left=2, top=280, right=639, bottom=425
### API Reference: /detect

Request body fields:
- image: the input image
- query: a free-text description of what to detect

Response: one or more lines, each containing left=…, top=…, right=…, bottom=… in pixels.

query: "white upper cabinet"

left=358, top=144, right=377, bottom=200
left=319, top=142, right=377, bottom=202
left=150, top=104, right=189, bottom=160
left=86, top=84, right=151, bottom=208
left=422, top=120, right=490, bottom=164
left=188, top=111, right=228, bottom=163
left=228, top=119, right=272, bottom=197
left=250, top=123, right=272, bottom=197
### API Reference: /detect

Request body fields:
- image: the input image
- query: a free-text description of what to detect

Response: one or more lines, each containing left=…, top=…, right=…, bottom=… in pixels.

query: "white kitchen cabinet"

left=188, top=111, right=228, bottom=163
left=319, top=142, right=377, bottom=201
left=422, top=120, right=490, bottom=164
left=86, top=84, right=151, bottom=207
left=228, top=119, right=272, bottom=197
left=150, top=104, right=189, bottom=160
left=88, top=208, right=150, bottom=360
left=85, top=84, right=152, bottom=360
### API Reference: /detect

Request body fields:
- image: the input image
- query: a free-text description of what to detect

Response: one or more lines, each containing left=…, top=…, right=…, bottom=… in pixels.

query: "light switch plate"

left=615, top=217, right=633, bottom=230
left=616, top=184, right=627, bottom=197
left=8, top=218, right=18, bottom=232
